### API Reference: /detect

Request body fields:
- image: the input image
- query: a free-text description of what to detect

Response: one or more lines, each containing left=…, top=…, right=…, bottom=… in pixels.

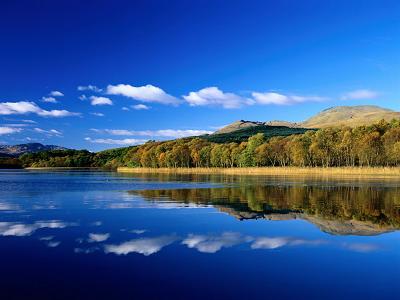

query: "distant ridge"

left=215, top=120, right=264, bottom=134
left=215, top=119, right=300, bottom=135
left=214, top=105, right=400, bottom=134
left=0, top=143, right=68, bottom=157
left=301, top=105, right=400, bottom=128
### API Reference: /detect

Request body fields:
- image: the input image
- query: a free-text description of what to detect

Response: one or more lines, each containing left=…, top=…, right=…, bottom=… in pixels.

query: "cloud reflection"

left=104, top=235, right=177, bottom=256
left=0, top=202, right=20, bottom=211
left=47, top=241, right=61, bottom=248
left=91, top=221, right=102, bottom=226
left=0, top=220, right=73, bottom=237
left=129, top=229, right=147, bottom=234
left=88, top=233, right=110, bottom=243
left=341, top=242, right=380, bottom=253
left=251, top=237, right=289, bottom=249
left=74, top=247, right=99, bottom=254
left=182, top=232, right=250, bottom=253
left=39, top=236, right=55, bottom=241
left=183, top=233, right=328, bottom=253
left=251, top=237, right=326, bottom=250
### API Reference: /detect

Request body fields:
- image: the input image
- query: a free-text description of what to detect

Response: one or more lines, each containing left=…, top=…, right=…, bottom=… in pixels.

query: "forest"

left=17, top=147, right=134, bottom=169
left=13, top=119, right=400, bottom=169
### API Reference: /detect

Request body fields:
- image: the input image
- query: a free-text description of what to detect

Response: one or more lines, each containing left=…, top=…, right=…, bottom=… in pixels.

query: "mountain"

left=264, top=120, right=302, bottom=128
left=301, top=105, right=400, bottom=128
left=0, top=143, right=68, bottom=157
left=214, top=105, right=400, bottom=135
left=214, top=120, right=300, bottom=134
left=215, top=120, right=265, bottom=134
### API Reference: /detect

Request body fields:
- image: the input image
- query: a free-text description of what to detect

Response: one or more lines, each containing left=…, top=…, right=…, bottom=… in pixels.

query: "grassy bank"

left=117, top=166, right=400, bottom=176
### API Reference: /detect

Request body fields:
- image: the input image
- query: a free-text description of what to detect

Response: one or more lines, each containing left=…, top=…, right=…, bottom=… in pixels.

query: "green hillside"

left=202, top=125, right=311, bottom=143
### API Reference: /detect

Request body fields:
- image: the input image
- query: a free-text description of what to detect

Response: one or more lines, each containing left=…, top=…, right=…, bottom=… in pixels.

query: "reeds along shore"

left=117, top=167, right=400, bottom=176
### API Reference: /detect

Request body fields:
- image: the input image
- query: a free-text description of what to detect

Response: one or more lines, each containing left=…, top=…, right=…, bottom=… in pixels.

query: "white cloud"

left=104, top=235, right=177, bottom=256
left=1, top=123, right=30, bottom=127
left=84, top=137, right=148, bottom=145
left=154, top=129, right=213, bottom=138
left=183, top=87, right=251, bottom=109
left=121, top=107, right=130, bottom=111
left=77, top=85, right=102, bottom=92
left=106, top=84, right=180, bottom=105
left=41, top=96, right=58, bottom=103
left=341, top=89, right=379, bottom=100
left=90, top=112, right=105, bottom=117
left=88, top=233, right=110, bottom=243
left=49, top=91, right=64, bottom=97
left=0, top=102, right=42, bottom=115
left=132, top=104, right=150, bottom=110
left=79, top=95, right=87, bottom=101
left=34, top=128, right=62, bottom=136
left=90, top=96, right=113, bottom=106
left=252, top=92, right=326, bottom=105
left=91, top=128, right=213, bottom=138
left=101, top=84, right=329, bottom=108
left=21, top=119, right=37, bottom=124
left=0, top=127, right=22, bottom=135
left=91, top=129, right=133, bottom=135
left=0, top=101, right=79, bottom=117
left=39, top=110, right=80, bottom=117
left=182, top=232, right=249, bottom=253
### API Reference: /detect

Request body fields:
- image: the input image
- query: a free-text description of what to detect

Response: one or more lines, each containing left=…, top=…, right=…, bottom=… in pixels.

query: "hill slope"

left=301, top=105, right=400, bottom=128
left=0, top=143, right=68, bottom=157
left=215, top=120, right=264, bottom=134
left=215, top=120, right=300, bottom=134
left=204, top=125, right=310, bottom=143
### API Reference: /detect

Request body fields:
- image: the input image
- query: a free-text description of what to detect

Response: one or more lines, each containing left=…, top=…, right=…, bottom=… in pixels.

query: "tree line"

left=18, top=147, right=133, bottom=169
left=14, top=119, right=400, bottom=169
left=124, top=119, right=400, bottom=168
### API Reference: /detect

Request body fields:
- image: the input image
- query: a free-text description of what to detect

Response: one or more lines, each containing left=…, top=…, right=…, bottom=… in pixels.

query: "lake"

left=0, top=170, right=399, bottom=299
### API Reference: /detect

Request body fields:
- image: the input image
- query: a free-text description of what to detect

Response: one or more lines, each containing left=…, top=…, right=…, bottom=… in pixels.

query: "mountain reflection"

left=131, top=184, right=400, bottom=236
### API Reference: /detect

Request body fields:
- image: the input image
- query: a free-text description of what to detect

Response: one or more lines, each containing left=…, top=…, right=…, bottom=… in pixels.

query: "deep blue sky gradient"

left=1, top=0, right=399, bottom=150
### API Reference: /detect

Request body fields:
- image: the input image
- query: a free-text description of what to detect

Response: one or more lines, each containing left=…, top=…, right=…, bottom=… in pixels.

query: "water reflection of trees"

left=133, top=185, right=400, bottom=230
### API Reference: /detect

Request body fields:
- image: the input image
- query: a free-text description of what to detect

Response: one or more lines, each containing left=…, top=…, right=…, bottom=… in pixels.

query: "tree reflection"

left=131, top=184, right=400, bottom=235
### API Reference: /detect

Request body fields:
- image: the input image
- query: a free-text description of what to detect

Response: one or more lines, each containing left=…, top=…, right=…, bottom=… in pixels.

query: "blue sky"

left=1, top=0, right=399, bottom=151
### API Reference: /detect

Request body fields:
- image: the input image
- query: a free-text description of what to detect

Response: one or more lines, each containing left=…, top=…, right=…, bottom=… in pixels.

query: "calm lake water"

left=0, top=170, right=399, bottom=299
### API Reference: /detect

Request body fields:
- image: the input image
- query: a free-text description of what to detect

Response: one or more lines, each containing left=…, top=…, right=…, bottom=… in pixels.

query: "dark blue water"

left=0, top=170, right=399, bottom=299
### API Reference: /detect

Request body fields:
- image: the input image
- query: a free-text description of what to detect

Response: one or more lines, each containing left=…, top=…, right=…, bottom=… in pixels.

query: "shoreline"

left=117, top=166, right=400, bottom=176
left=24, top=167, right=101, bottom=170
